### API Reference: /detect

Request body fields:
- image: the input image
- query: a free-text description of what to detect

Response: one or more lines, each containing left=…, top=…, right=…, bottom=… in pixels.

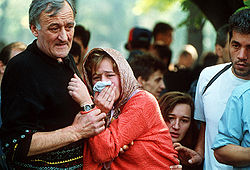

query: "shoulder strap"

left=202, top=63, right=232, bottom=95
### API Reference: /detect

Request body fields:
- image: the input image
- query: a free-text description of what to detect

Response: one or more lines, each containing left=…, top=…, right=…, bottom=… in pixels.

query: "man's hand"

left=28, top=109, right=106, bottom=156
left=71, top=108, right=106, bottom=139
left=174, top=143, right=203, bottom=166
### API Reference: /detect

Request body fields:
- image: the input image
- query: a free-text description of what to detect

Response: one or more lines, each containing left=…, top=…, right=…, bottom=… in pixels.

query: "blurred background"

left=0, top=0, right=243, bottom=64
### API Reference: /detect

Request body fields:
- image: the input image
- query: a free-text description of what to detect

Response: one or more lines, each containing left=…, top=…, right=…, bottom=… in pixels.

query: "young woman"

left=68, top=48, right=179, bottom=169
left=158, top=91, right=203, bottom=170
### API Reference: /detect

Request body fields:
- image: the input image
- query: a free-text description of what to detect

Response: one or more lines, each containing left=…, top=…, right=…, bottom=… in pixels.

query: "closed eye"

left=107, top=74, right=116, bottom=77
left=92, top=76, right=101, bottom=81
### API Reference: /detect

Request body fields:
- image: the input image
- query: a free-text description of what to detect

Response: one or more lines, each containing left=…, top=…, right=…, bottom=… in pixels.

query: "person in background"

left=73, top=25, right=91, bottom=76
left=152, top=22, right=174, bottom=47
left=0, top=42, right=27, bottom=84
left=68, top=48, right=179, bottom=169
left=124, top=27, right=152, bottom=62
left=0, top=0, right=106, bottom=168
left=175, top=44, right=198, bottom=70
left=215, top=24, right=230, bottom=64
left=150, top=44, right=172, bottom=71
left=192, top=8, right=250, bottom=170
left=159, top=91, right=203, bottom=170
left=0, top=41, right=27, bottom=170
left=164, top=44, right=198, bottom=93
left=129, top=53, right=166, bottom=99
left=69, top=41, right=82, bottom=66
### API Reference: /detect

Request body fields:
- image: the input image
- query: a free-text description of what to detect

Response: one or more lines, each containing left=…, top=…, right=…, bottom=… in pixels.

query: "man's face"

left=162, top=31, right=173, bottom=47
left=157, top=31, right=173, bottom=47
left=230, top=31, right=250, bottom=80
left=141, top=70, right=165, bottom=98
left=73, top=37, right=85, bottom=57
left=178, top=53, right=193, bottom=68
left=31, top=2, right=75, bottom=59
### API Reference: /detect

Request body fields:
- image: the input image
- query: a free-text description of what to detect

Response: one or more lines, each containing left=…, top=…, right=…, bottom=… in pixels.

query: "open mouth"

left=170, top=132, right=180, bottom=138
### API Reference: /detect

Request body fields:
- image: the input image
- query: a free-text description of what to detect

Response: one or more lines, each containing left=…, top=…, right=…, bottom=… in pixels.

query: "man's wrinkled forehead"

left=42, top=0, right=75, bottom=18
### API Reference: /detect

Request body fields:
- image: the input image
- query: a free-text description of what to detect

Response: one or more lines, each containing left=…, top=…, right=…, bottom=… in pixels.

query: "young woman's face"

left=91, top=57, right=121, bottom=102
left=166, top=103, right=191, bottom=143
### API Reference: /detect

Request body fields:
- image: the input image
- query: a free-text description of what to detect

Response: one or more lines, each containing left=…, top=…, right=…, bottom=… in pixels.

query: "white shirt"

left=194, top=63, right=248, bottom=170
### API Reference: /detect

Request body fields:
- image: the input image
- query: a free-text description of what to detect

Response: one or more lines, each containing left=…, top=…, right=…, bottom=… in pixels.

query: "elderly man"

left=0, top=0, right=106, bottom=169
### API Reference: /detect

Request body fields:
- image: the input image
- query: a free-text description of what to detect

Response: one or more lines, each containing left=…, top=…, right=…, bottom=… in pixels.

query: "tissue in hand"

left=93, top=81, right=112, bottom=93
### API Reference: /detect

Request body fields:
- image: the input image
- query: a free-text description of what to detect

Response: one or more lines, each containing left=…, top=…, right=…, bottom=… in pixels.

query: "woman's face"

left=166, top=103, right=191, bottom=143
left=91, top=57, right=121, bottom=102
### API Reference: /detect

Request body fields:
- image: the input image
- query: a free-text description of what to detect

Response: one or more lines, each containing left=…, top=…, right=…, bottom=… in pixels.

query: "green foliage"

left=134, top=0, right=184, bottom=12
left=178, top=0, right=206, bottom=29
left=0, top=0, right=32, bottom=44
left=134, top=0, right=206, bottom=29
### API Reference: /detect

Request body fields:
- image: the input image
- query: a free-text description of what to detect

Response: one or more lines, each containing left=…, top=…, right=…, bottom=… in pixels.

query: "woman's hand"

left=173, top=142, right=203, bottom=166
left=68, top=74, right=92, bottom=106
left=94, top=83, right=116, bottom=113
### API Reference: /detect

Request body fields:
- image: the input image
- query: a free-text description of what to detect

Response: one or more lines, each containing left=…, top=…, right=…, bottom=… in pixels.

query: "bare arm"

left=214, top=144, right=250, bottom=167
left=195, top=122, right=205, bottom=159
left=28, top=109, right=106, bottom=156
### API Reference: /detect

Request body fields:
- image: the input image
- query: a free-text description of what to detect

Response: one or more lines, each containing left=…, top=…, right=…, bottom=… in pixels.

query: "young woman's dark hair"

left=159, top=91, right=199, bottom=149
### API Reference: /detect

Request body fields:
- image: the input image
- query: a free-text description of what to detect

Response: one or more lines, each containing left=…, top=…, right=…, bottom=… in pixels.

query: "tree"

left=191, top=0, right=243, bottom=30
left=134, top=0, right=206, bottom=56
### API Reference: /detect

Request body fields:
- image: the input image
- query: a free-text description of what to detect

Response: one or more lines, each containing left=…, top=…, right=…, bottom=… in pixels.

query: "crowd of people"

left=0, top=0, right=249, bottom=169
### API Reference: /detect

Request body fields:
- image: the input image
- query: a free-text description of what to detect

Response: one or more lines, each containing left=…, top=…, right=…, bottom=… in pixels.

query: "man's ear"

left=127, top=43, right=133, bottom=51
left=82, top=47, right=88, bottom=57
left=30, top=24, right=39, bottom=37
left=215, top=44, right=223, bottom=58
left=0, top=61, right=5, bottom=74
left=137, top=76, right=145, bottom=86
